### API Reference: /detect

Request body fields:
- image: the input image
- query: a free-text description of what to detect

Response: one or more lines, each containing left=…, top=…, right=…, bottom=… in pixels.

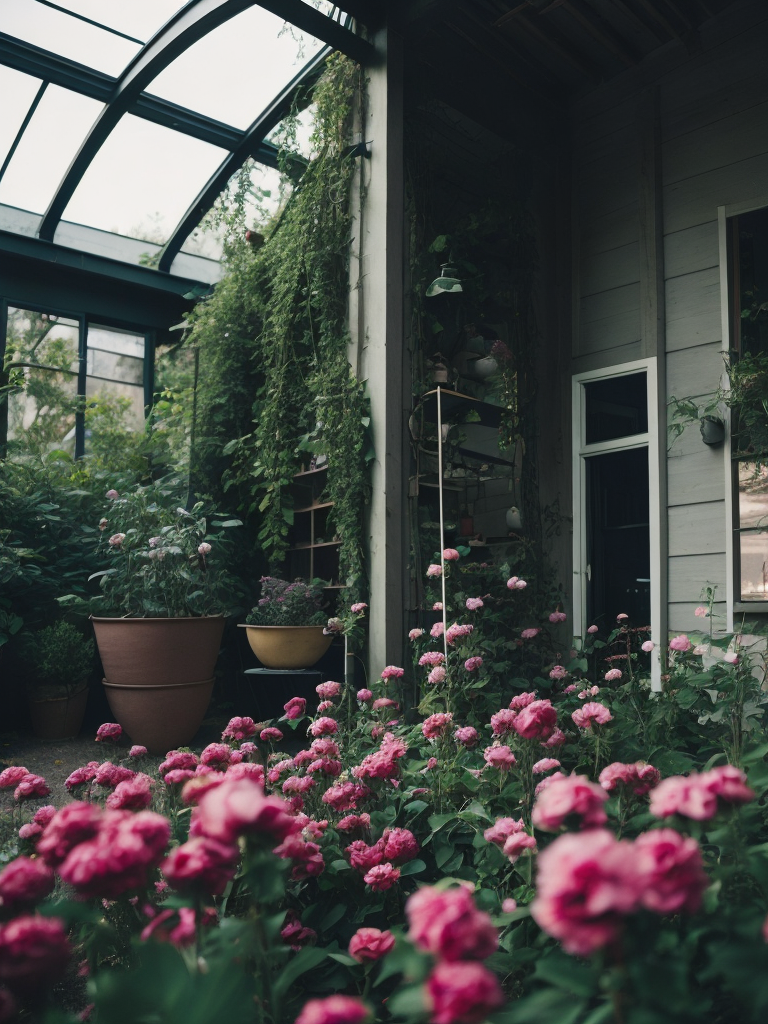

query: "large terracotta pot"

left=239, top=624, right=332, bottom=670
left=28, top=685, right=89, bottom=741
left=92, top=616, right=225, bottom=753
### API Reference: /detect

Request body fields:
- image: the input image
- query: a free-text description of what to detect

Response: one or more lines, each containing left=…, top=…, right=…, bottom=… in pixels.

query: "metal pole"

left=436, top=386, right=448, bottom=662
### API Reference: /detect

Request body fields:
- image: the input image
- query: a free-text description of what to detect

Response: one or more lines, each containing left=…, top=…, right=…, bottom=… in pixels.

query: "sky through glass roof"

left=0, top=1, right=363, bottom=276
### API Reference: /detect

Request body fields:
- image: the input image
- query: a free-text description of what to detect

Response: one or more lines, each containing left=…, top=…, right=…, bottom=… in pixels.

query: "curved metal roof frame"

left=158, top=44, right=328, bottom=271
left=34, top=0, right=374, bottom=245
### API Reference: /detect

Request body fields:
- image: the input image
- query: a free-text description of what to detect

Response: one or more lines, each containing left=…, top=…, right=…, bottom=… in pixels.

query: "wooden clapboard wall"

left=568, top=0, right=768, bottom=635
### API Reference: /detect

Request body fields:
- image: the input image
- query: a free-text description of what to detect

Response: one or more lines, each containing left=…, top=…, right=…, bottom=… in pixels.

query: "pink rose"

left=484, top=818, right=525, bottom=847
left=571, top=702, right=613, bottom=730
left=317, top=681, right=342, bottom=699
left=105, top=489, right=120, bottom=499
left=483, top=745, right=516, bottom=770
left=260, top=727, right=284, bottom=743
left=669, top=634, right=693, bottom=652
left=0, top=766, right=30, bottom=789
left=520, top=628, right=539, bottom=639
left=226, top=762, right=265, bottom=785
left=513, top=699, right=557, bottom=740
left=164, top=769, right=196, bottom=786
left=649, top=774, right=721, bottom=820
left=356, top=688, right=373, bottom=702
left=464, top=656, right=483, bottom=672
left=0, top=857, right=55, bottom=911
left=694, top=606, right=708, bottom=618
left=431, top=622, right=445, bottom=638
left=599, top=762, right=660, bottom=796
left=445, top=623, right=473, bottom=646
left=617, top=613, right=629, bottom=621
left=161, top=836, right=239, bottom=895
left=634, top=829, right=708, bottom=914
left=454, top=726, right=479, bottom=748
left=490, top=708, right=518, bottom=736
left=221, top=716, right=258, bottom=742
left=13, top=775, right=50, bottom=802
left=422, top=713, right=453, bottom=740
left=532, top=773, right=608, bottom=831
left=129, top=745, right=148, bottom=758
left=409, top=628, right=425, bottom=640
left=502, top=832, right=537, bottom=863
left=587, top=624, right=598, bottom=634
left=347, top=839, right=386, bottom=872
left=295, top=995, right=370, bottom=1024
left=427, top=961, right=504, bottom=1024
left=0, top=915, right=70, bottom=992
left=364, top=862, right=400, bottom=891
left=322, top=782, right=370, bottom=812
left=310, top=717, right=339, bottom=737
left=549, top=665, right=568, bottom=680
left=336, top=814, right=370, bottom=832
left=197, top=542, right=211, bottom=555
left=382, top=827, right=419, bottom=864
left=94, top=762, right=135, bottom=789
left=372, top=698, right=399, bottom=711
left=604, top=668, right=622, bottom=681
left=465, top=597, right=484, bottom=611
left=58, top=810, right=170, bottom=899
left=428, top=666, right=446, bottom=685
left=703, top=764, right=754, bottom=805
left=443, top=548, right=460, bottom=561
left=427, top=564, right=443, bottom=577
left=159, top=750, right=198, bottom=775
left=284, top=696, right=307, bottom=720
left=541, top=727, right=566, bottom=749
left=549, top=611, right=567, bottom=623
left=531, top=829, right=641, bottom=955
left=509, top=691, right=537, bottom=710
left=419, top=651, right=445, bottom=667
left=502, top=898, right=517, bottom=913
left=200, top=743, right=232, bottom=769
left=95, top=722, right=122, bottom=743
left=36, top=803, right=102, bottom=867
left=406, top=885, right=498, bottom=961
left=107, top=533, right=125, bottom=547
left=532, top=758, right=561, bottom=774
left=106, top=773, right=153, bottom=810
left=192, top=777, right=300, bottom=846
left=641, top=640, right=654, bottom=653
left=350, top=602, right=368, bottom=614
left=349, top=927, right=396, bottom=962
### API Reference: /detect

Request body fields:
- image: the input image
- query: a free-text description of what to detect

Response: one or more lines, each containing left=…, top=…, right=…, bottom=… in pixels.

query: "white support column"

left=349, top=19, right=407, bottom=676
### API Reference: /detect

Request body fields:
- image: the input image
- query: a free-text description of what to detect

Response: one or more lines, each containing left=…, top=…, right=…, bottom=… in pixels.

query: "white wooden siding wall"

left=570, top=0, right=768, bottom=637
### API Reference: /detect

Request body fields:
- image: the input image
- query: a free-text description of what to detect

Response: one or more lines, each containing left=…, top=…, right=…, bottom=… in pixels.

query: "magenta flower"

left=426, top=960, right=504, bottom=1024
left=260, top=727, right=284, bottom=743
left=409, top=628, right=425, bottom=640
left=484, top=817, right=525, bottom=847
left=0, top=857, right=55, bottom=912
left=465, top=597, right=484, bottom=611
left=316, top=680, right=342, bottom=699
left=483, top=745, right=516, bottom=770
left=549, top=611, right=567, bottom=623
left=572, top=703, right=613, bottom=730
left=95, top=722, right=122, bottom=743
left=454, top=725, right=479, bottom=748
left=464, top=656, right=483, bottom=672
left=381, top=665, right=405, bottom=680
left=0, top=766, right=30, bottom=789
left=294, top=995, right=370, bottom=1024
left=406, top=885, right=498, bottom=961
left=14, top=775, right=50, bottom=802
left=520, top=627, right=539, bottom=639
left=129, top=745, right=148, bottom=758
left=348, top=927, right=395, bottom=962
left=197, top=542, right=211, bottom=555
left=532, top=758, right=561, bottom=774
left=587, top=624, right=598, bottom=634
left=356, top=688, right=373, bottom=702
left=431, top=621, right=445, bottom=638
left=604, top=668, right=622, bottom=681
left=419, top=651, right=445, bottom=667
left=641, top=640, right=654, bottom=652
left=428, top=666, right=446, bottom=685
left=422, top=713, right=453, bottom=740
left=532, top=773, right=608, bottom=831
left=669, top=634, right=693, bottom=653
left=350, top=602, right=368, bottom=614
left=284, top=696, right=307, bottom=720
left=427, top=563, right=442, bottom=577
left=445, top=622, right=473, bottom=646
left=443, top=548, right=460, bottom=561
left=503, top=832, right=537, bottom=863
left=310, top=717, right=339, bottom=737
left=549, top=665, right=568, bottom=680
left=364, top=862, right=400, bottom=891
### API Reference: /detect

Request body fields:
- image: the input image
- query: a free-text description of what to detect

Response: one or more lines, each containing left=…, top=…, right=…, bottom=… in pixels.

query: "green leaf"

left=399, top=858, right=427, bottom=877
left=272, top=946, right=328, bottom=1004
left=533, top=950, right=599, bottom=997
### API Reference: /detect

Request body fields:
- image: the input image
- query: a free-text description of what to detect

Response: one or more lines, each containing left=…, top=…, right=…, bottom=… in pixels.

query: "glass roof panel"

left=62, top=114, right=227, bottom=242
left=42, top=0, right=182, bottom=44
left=149, top=5, right=325, bottom=130
left=0, top=0, right=141, bottom=75
left=0, top=86, right=103, bottom=215
left=0, top=67, right=42, bottom=170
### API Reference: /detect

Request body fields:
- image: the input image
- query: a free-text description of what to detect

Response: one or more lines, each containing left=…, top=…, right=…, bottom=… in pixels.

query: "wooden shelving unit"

left=287, top=465, right=343, bottom=591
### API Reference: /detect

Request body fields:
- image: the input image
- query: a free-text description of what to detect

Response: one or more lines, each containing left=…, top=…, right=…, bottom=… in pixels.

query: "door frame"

left=571, top=357, right=662, bottom=691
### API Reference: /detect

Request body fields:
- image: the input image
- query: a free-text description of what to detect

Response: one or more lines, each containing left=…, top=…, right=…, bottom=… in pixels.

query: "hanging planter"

left=239, top=623, right=331, bottom=670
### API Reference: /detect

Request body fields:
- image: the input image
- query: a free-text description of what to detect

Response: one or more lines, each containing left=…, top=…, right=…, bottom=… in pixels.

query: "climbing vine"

left=185, top=54, right=368, bottom=599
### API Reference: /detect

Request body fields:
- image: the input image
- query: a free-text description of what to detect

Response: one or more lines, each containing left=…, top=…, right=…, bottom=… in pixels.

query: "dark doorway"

left=586, top=446, right=650, bottom=627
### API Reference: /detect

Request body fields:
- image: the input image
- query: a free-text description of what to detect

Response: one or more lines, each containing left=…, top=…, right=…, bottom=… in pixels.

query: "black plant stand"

left=239, top=668, right=323, bottom=722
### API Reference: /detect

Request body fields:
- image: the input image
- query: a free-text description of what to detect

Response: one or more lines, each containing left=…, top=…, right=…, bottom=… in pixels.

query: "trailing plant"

left=187, top=55, right=369, bottom=602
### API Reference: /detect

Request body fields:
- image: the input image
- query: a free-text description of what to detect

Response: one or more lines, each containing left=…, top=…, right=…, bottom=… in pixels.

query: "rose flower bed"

left=1, top=568, right=768, bottom=1024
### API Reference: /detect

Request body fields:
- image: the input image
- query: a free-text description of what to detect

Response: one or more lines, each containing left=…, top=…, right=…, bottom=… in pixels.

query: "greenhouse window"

left=1, top=305, right=153, bottom=459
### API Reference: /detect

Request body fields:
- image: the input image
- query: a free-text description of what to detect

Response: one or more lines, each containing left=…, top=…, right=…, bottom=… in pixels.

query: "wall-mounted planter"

left=239, top=624, right=332, bottom=670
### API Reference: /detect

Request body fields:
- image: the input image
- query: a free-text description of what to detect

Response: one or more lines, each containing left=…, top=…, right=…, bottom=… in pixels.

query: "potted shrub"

left=65, top=487, right=243, bottom=752
left=240, top=576, right=332, bottom=669
left=23, top=621, right=94, bottom=739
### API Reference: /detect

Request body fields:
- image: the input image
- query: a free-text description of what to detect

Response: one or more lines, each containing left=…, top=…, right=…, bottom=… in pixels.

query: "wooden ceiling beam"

left=458, top=5, right=563, bottom=93
left=561, top=0, right=640, bottom=66
left=510, top=9, right=603, bottom=80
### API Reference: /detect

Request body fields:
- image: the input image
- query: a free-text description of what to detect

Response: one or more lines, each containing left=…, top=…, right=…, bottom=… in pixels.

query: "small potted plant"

left=23, top=621, right=94, bottom=739
left=62, top=487, right=243, bottom=752
left=240, top=576, right=332, bottom=669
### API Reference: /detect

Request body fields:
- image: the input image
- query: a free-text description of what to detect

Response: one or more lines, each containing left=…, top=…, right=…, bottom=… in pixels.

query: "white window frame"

left=572, top=357, right=662, bottom=691
left=718, top=198, right=768, bottom=629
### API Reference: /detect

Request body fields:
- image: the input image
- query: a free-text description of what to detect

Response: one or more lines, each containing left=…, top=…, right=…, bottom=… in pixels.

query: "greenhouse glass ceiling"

left=0, top=0, right=370, bottom=282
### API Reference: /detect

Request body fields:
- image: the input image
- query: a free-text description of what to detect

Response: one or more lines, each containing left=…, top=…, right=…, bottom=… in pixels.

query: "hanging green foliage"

left=186, top=53, right=369, bottom=598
